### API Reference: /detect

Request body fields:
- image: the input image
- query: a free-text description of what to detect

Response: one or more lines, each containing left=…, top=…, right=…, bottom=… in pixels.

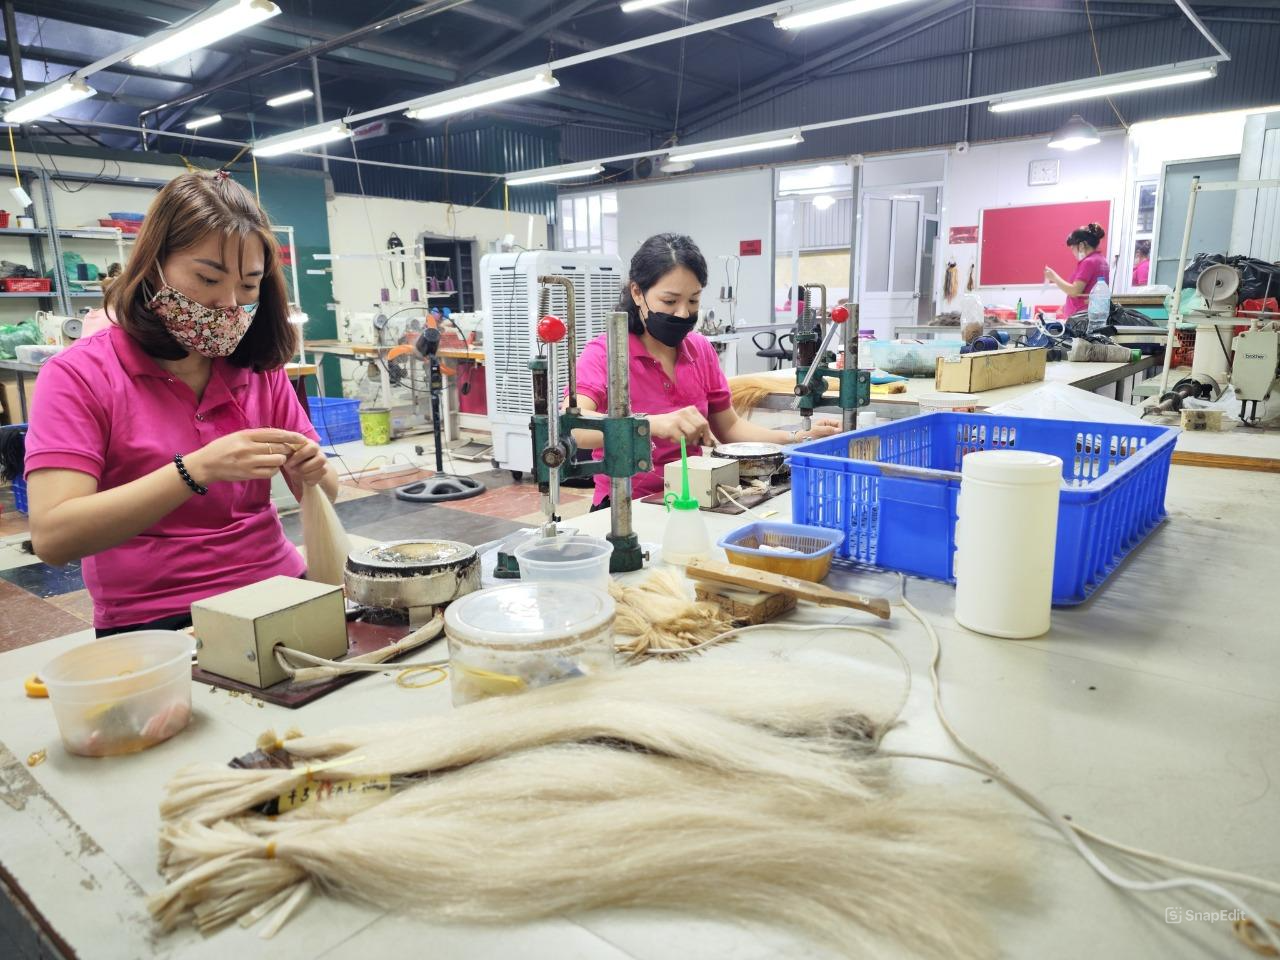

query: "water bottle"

left=1087, top=279, right=1110, bottom=329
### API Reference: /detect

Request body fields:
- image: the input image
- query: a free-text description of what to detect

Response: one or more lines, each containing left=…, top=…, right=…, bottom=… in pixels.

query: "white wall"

left=324, top=193, right=546, bottom=325
left=613, top=167, right=774, bottom=372
left=940, top=134, right=1128, bottom=311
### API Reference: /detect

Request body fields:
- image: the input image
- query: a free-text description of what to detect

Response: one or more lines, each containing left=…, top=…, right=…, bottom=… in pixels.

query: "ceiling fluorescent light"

left=184, top=114, right=222, bottom=131
left=130, top=0, right=281, bottom=68
left=3, top=76, right=97, bottom=124
left=667, top=128, right=803, bottom=163
left=405, top=70, right=559, bottom=121
left=989, top=63, right=1216, bottom=113
left=252, top=121, right=351, bottom=157
left=507, top=162, right=604, bottom=186
left=1048, top=114, right=1101, bottom=151
left=266, top=89, right=314, bottom=108
left=621, top=0, right=680, bottom=11
left=776, top=0, right=917, bottom=30
left=660, top=157, right=695, bottom=174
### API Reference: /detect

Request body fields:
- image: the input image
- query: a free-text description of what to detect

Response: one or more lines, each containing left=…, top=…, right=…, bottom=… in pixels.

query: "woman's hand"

left=184, top=429, right=310, bottom=486
left=282, top=438, right=329, bottom=487
left=647, top=406, right=713, bottom=447
left=800, top=418, right=842, bottom=441
left=1044, top=266, right=1060, bottom=284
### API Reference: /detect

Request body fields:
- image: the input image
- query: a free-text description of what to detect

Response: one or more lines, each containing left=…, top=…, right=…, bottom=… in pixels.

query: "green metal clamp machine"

left=495, top=276, right=650, bottom=578
left=790, top=283, right=871, bottom=431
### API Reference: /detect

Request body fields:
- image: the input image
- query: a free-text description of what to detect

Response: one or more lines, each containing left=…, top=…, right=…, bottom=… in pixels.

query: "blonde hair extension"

left=608, top=570, right=734, bottom=660
left=300, top=484, right=349, bottom=586
left=152, top=741, right=1028, bottom=957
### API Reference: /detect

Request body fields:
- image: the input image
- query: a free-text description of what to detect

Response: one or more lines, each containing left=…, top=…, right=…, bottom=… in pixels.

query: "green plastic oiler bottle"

left=661, top=437, right=712, bottom=566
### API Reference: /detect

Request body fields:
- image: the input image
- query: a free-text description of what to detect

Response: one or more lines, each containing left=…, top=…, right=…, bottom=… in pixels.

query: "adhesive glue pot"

left=954, top=449, right=1062, bottom=639
left=662, top=437, right=711, bottom=566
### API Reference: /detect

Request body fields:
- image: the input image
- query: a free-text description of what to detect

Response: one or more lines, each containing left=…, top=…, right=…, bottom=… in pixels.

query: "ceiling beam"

left=461, top=0, right=597, bottom=81
left=683, top=0, right=965, bottom=131
left=450, top=2, right=739, bottom=94
left=646, top=4, right=801, bottom=64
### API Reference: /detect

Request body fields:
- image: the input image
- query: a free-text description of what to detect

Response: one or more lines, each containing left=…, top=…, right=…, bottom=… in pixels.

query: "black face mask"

left=641, top=302, right=697, bottom=348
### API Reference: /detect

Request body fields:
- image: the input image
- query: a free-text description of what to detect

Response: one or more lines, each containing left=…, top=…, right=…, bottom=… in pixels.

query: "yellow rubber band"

left=265, top=841, right=276, bottom=860
left=395, top=665, right=448, bottom=690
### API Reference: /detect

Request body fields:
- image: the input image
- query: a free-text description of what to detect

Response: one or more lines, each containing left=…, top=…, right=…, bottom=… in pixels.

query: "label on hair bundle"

left=276, top=774, right=392, bottom=813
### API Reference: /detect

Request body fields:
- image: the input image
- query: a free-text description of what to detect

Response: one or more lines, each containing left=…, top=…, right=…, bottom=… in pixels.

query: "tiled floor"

left=0, top=441, right=558, bottom=650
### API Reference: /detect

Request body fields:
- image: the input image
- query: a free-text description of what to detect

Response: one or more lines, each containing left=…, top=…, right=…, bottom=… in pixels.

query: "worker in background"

left=573, top=233, right=841, bottom=510
left=78, top=262, right=123, bottom=339
left=1132, top=239, right=1151, bottom=287
left=24, top=171, right=337, bottom=636
left=1044, top=222, right=1109, bottom=318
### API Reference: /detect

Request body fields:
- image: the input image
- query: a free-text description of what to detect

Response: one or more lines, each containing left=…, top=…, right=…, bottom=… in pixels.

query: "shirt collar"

left=629, top=331, right=696, bottom=366
left=109, top=323, right=251, bottom=391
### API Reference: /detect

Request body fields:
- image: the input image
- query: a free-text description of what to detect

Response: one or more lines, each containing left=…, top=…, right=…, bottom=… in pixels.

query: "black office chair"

left=753, top=331, right=794, bottom=371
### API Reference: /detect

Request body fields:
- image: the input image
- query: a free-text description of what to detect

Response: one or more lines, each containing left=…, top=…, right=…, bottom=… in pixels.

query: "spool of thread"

left=954, top=450, right=1062, bottom=639
left=857, top=411, right=878, bottom=430
left=380, top=288, right=390, bottom=303
left=410, top=288, right=420, bottom=302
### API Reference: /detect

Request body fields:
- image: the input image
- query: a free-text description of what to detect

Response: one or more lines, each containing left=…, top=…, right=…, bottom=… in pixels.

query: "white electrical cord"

left=640, top=582, right=1280, bottom=953
left=715, top=483, right=775, bottom=520
left=894, top=580, right=1280, bottom=955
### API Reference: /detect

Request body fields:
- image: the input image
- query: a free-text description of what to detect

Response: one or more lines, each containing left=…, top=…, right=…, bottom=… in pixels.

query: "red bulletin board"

left=978, top=200, right=1111, bottom=286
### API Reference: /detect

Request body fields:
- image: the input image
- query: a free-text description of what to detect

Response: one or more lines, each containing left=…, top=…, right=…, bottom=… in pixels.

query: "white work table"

left=1, top=468, right=1277, bottom=959
left=753, top=356, right=1159, bottom=412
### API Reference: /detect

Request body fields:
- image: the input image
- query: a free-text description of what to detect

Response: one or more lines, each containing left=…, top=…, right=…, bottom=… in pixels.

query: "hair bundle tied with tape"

left=152, top=659, right=1026, bottom=958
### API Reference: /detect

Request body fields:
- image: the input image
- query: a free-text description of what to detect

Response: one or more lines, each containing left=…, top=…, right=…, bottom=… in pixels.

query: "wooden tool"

left=695, top=585, right=797, bottom=625
left=685, top=558, right=892, bottom=620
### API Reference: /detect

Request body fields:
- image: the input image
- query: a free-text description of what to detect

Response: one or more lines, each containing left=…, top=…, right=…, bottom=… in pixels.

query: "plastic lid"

left=444, top=583, right=615, bottom=648
left=960, top=449, right=1063, bottom=485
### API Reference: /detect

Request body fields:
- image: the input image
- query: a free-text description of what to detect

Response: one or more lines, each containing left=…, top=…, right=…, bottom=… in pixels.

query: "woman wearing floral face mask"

left=24, top=171, right=338, bottom=636
left=572, top=233, right=841, bottom=510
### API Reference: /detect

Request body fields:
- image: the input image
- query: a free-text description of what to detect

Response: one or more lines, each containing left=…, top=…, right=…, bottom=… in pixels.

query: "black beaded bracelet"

left=174, top=454, right=208, bottom=496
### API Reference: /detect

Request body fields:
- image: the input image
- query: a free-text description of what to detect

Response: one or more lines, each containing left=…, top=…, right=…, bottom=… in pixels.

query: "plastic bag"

left=0, top=320, right=39, bottom=359
left=1181, top=254, right=1280, bottom=301
left=986, top=382, right=1144, bottom=424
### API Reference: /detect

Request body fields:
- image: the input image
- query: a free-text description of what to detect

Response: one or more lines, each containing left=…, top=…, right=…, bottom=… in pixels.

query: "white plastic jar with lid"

left=954, top=449, right=1063, bottom=639
left=444, top=582, right=616, bottom=706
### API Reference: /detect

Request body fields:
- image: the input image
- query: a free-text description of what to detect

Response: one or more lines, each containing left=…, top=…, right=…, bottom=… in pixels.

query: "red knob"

left=538, top=315, right=566, bottom=343
left=830, top=305, right=850, bottom=324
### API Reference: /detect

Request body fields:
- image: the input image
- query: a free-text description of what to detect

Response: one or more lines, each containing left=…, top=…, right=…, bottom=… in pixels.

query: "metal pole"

left=3, top=1, right=25, bottom=99
left=606, top=311, right=633, bottom=541
left=1158, top=176, right=1200, bottom=396
left=310, top=56, right=329, bottom=175
left=544, top=341, right=560, bottom=537
left=841, top=308, right=856, bottom=432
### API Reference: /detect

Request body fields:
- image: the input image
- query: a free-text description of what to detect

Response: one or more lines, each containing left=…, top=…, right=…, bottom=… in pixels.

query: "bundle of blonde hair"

left=151, top=659, right=1024, bottom=958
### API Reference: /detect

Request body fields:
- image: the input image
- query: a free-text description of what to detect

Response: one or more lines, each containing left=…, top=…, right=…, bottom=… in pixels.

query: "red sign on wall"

left=949, top=225, right=979, bottom=244
left=739, top=239, right=762, bottom=256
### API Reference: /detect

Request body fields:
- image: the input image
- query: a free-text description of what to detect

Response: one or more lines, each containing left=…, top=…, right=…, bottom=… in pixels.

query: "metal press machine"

left=495, top=276, right=651, bottom=577
left=789, top=283, right=871, bottom=431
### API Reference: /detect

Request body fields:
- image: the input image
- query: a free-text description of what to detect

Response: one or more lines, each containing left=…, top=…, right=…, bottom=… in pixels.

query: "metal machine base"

left=394, top=475, right=486, bottom=503
left=607, top=531, right=645, bottom=573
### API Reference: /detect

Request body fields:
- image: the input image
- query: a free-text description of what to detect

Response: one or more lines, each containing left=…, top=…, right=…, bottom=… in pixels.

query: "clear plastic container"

left=40, top=631, right=195, bottom=757
left=514, top=535, right=613, bottom=589
left=868, top=339, right=964, bottom=377
left=15, top=343, right=61, bottom=365
left=444, top=583, right=616, bottom=706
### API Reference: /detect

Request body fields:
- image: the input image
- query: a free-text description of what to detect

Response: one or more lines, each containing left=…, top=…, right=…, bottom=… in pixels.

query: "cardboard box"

left=663, top=456, right=740, bottom=509
left=192, top=576, right=347, bottom=688
left=0, top=373, right=38, bottom=425
left=934, top=347, right=1047, bottom=394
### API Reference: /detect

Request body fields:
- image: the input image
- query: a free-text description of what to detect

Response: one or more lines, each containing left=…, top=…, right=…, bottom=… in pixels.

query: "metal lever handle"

left=792, top=320, right=843, bottom=409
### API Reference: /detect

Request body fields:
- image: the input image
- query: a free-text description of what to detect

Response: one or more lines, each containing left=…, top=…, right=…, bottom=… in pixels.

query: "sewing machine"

left=790, top=283, right=870, bottom=431
left=1231, top=324, right=1279, bottom=421
left=495, top=276, right=650, bottom=577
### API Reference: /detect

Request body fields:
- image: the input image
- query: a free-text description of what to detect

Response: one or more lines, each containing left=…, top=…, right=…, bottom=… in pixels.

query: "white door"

left=859, top=193, right=924, bottom=339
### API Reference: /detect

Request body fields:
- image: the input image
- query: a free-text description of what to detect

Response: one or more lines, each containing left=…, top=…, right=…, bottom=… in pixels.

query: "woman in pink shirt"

left=24, top=172, right=337, bottom=636
left=1044, top=222, right=1109, bottom=318
left=1132, top=239, right=1151, bottom=286
left=573, top=234, right=840, bottom=508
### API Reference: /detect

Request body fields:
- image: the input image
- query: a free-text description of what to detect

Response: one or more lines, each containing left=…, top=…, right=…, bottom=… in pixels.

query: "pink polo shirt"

left=575, top=331, right=731, bottom=505
left=1062, top=252, right=1109, bottom=318
left=23, top=325, right=319, bottom=629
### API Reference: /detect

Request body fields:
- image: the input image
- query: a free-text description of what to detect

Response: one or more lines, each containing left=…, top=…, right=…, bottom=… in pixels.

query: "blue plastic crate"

left=308, top=396, right=362, bottom=448
left=789, top=412, right=1178, bottom=605
left=11, top=475, right=27, bottom=514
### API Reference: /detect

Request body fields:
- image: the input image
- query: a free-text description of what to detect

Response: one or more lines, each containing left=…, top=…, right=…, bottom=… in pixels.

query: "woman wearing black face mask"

left=572, top=233, right=840, bottom=510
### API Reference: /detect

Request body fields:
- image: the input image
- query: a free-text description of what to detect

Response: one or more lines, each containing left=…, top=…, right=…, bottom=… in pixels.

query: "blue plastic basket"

left=308, top=396, right=362, bottom=448
left=789, top=412, right=1178, bottom=605
left=11, top=475, right=27, bottom=514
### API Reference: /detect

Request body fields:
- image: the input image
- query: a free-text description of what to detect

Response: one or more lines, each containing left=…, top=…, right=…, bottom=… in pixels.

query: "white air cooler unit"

left=480, top=252, right=624, bottom=473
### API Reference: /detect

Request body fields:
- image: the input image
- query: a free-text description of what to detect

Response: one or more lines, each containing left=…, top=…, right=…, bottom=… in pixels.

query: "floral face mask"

left=147, top=265, right=257, bottom=358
